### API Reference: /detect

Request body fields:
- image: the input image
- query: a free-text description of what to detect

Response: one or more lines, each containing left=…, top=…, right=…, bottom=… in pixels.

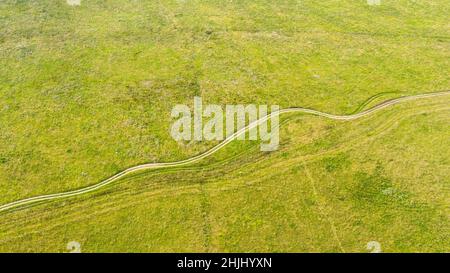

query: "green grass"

left=0, top=0, right=449, bottom=252
left=0, top=97, right=448, bottom=252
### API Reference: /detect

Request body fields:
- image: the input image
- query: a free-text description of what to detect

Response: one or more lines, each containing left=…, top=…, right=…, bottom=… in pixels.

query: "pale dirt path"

left=0, top=90, right=449, bottom=213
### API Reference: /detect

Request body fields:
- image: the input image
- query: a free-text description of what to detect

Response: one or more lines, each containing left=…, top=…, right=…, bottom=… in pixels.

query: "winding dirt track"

left=1, top=91, right=449, bottom=213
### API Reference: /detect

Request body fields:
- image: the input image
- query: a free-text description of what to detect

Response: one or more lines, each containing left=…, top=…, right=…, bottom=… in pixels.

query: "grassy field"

left=0, top=96, right=448, bottom=252
left=0, top=0, right=449, bottom=252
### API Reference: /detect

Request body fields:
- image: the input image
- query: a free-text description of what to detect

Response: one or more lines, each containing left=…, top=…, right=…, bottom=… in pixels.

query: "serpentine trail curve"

left=1, top=90, right=449, bottom=213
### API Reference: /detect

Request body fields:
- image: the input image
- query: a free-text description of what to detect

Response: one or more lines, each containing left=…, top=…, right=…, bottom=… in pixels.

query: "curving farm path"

left=0, top=90, right=449, bottom=213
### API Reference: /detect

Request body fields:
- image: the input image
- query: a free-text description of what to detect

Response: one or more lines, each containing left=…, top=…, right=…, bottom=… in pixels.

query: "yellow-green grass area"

left=0, top=0, right=449, bottom=204
left=0, top=96, right=448, bottom=252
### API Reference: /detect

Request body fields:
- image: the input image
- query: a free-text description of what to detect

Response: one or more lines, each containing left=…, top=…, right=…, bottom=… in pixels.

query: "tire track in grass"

left=303, top=163, right=346, bottom=253
left=0, top=103, right=448, bottom=245
left=0, top=90, right=449, bottom=213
